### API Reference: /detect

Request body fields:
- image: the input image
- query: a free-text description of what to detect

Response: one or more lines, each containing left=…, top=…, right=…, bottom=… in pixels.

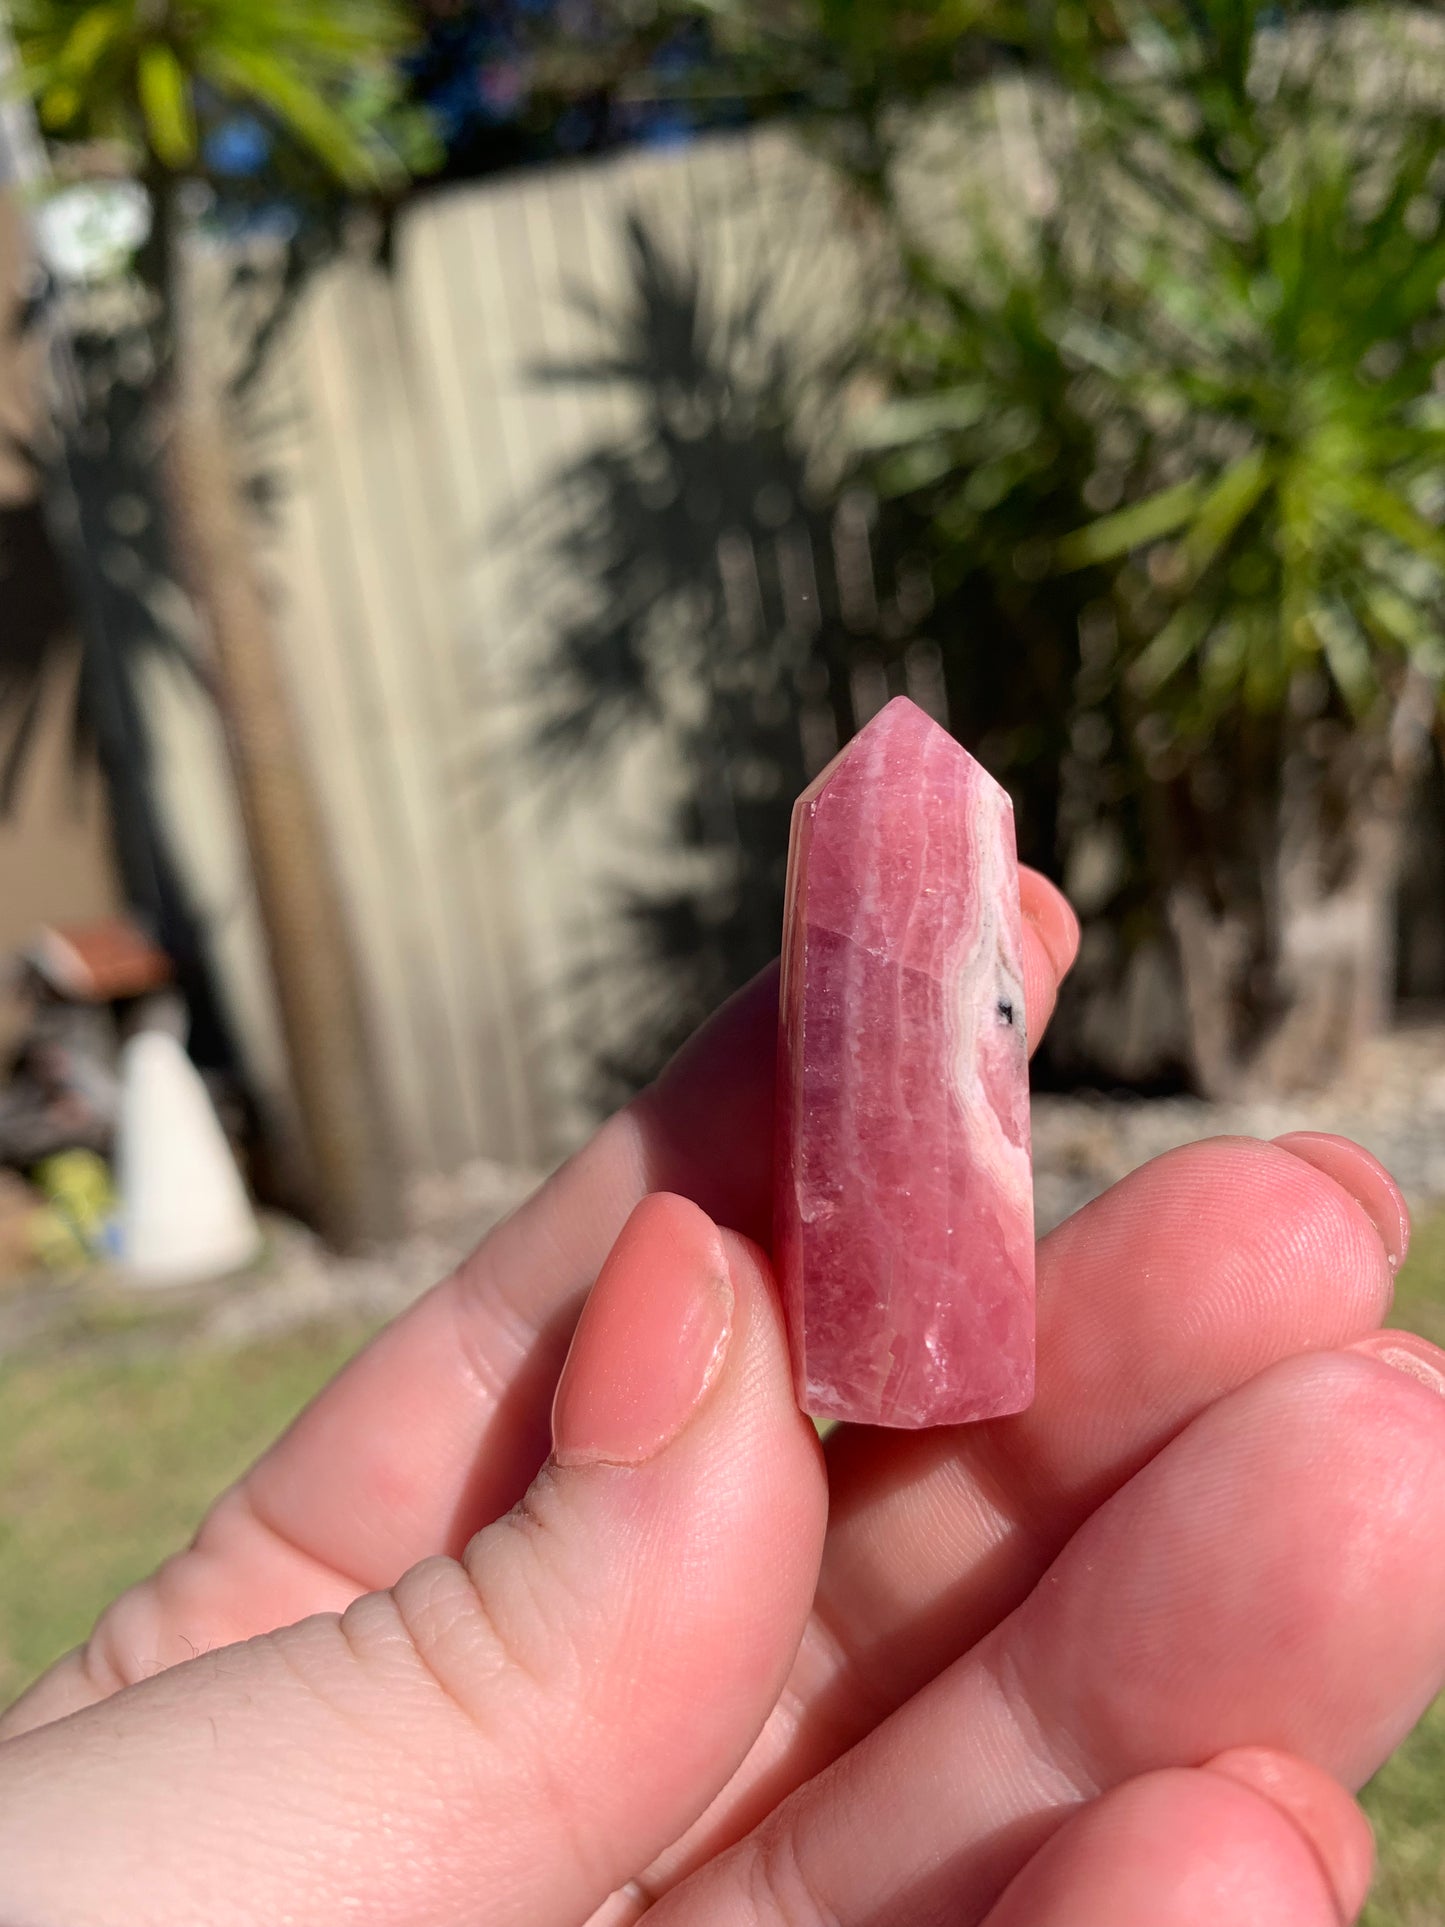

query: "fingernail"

left=1204, top=1748, right=1375, bottom=1924
left=1022, top=875, right=1081, bottom=978
left=1349, top=1331, right=1445, bottom=1398
left=551, top=1193, right=734, bottom=1469
left=1273, top=1133, right=1411, bottom=1274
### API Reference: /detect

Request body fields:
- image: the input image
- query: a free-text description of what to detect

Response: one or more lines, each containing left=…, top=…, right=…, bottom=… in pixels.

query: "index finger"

left=644, top=866, right=1078, bottom=1242
left=1, top=869, right=1077, bottom=1737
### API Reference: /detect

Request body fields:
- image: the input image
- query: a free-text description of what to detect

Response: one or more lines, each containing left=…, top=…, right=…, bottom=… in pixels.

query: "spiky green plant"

left=866, top=3, right=1445, bottom=1091
left=10, top=0, right=426, bottom=187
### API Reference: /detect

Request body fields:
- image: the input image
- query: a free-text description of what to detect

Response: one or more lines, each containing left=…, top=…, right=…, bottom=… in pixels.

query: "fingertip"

left=551, top=1193, right=733, bottom=1469
left=1347, top=1330, right=1445, bottom=1400
left=979, top=1765, right=1367, bottom=1927
left=715, top=1227, right=786, bottom=1342
left=629, top=1189, right=729, bottom=1265
left=1020, top=918, right=1061, bottom=1059
left=1272, top=1134, right=1410, bottom=1276
left=1203, top=1748, right=1375, bottom=1923
left=1020, top=868, right=1081, bottom=979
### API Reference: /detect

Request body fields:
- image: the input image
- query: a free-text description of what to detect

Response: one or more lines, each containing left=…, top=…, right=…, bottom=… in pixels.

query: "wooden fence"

left=152, top=129, right=918, bottom=1180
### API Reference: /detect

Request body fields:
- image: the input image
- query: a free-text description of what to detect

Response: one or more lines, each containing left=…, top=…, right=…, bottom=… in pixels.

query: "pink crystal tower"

left=776, top=697, right=1035, bottom=1428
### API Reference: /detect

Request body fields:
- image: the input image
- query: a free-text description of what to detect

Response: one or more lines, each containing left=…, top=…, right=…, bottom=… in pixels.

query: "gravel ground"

left=6, top=1017, right=1445, bottom=1363
left=0, top=1160, right=539, bottom=1363
left=1032, top=1013, right=1445, bottom=1234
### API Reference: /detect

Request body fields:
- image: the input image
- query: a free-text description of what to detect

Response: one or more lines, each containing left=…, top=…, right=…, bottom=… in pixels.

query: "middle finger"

left=656, top=1341, right=1445, bottom=1925
left=642, top=1131, right=1402, bottom=1881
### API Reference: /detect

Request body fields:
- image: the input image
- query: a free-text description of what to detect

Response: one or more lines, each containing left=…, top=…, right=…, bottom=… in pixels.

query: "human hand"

left=1, top=868, right=1440, bottom=1926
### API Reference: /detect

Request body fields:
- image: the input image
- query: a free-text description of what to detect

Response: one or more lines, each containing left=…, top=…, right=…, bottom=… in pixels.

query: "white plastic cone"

left=115, top=1030, right=262, bottom=1286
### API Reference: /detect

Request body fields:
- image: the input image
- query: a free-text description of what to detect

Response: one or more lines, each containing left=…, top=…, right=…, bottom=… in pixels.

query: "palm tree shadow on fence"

left=1, top=238, right=333, bottom=1084
left=519, top=209, right=937, bottom=1113
left=0, top=302, right=239, bottom=1065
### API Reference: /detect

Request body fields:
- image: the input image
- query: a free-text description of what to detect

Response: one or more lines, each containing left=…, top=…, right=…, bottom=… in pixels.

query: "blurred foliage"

left=854, top=4, right=1445, bottom=1086
left=528, top=0, right=1445, bottom=1096
left=0, top=313, right=250, bottom=1073
left=674, top=0, right=1023, bottom=181
left=3, top=3, right=434, bottom=1096
left=10, top=0, right=437, bottom=190
left=883, top=7, right=1445, bottom=728
left=0, top=328, right=197, bottom=814
left=401, top=0, right=1021, bottom=180
left=13, top=0, right=1443, bottom=1097
left=4, top=0, right=440, bottom=790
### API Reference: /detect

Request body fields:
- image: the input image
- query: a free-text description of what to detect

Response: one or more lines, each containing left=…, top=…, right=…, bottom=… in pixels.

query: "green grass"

left=1364, top=1699, right=1445, bottom=1927
left=1358, top=1207, right=1445, bottom=1926
left=1388, top=1208, right=1445, bottom=1353
left=0, top=1324, right=374, bottom=1708
left=1, top=1224, right=1444, bottom=1917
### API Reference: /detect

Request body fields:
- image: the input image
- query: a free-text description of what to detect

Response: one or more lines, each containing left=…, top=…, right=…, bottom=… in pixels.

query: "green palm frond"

left=1055, top=477, right=1205, bottom=568
left=9, top=0, right=421, bottom=185
left=137, top=41, right=195, bottom=167
left=901, top=7, right=1445, bottom=734
left=197, top=41, right=381, bottom=186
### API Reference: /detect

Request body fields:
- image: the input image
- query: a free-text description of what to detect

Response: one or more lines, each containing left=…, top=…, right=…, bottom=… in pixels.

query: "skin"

left=0, top=866, right=1438, bottom=1925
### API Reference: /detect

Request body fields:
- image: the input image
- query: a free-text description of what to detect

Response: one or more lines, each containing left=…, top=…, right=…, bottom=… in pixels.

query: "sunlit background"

left=3, top=5, right=1445, bottom=1914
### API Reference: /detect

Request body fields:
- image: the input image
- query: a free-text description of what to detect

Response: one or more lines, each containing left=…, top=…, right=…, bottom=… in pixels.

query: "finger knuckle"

left=387, top=1479, right=588, bottom=1732
left=83, top=1563, right=196, bottom=1696
left=740, top=1817, right=846, bottom=1927
left=344, top=1552, right=599, bottom=1887
left=386, top=1554, right=527, bottom=1727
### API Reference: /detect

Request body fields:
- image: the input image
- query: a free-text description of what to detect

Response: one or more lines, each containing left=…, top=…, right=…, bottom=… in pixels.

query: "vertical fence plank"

left=259, top=295, right=438, bottom=1173
left=399, top=198, right=544, bottom=1164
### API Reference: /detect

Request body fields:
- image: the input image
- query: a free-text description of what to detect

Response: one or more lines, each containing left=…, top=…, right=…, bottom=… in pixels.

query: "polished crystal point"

left=776, top=696, right=1035, bottom=1428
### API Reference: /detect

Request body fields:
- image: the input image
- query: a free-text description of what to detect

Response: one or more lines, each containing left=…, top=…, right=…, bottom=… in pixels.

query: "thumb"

left=0, top=1194, right=827, bottom=1927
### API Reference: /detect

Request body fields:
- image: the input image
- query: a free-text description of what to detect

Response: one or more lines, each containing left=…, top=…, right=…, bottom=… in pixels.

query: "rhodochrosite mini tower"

left=776, top=698, right=1035, bottom=1428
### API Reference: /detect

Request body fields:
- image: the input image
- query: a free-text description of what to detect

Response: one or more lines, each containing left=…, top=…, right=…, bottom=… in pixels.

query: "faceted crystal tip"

left=776, top=697, right=1035, bottom=1429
